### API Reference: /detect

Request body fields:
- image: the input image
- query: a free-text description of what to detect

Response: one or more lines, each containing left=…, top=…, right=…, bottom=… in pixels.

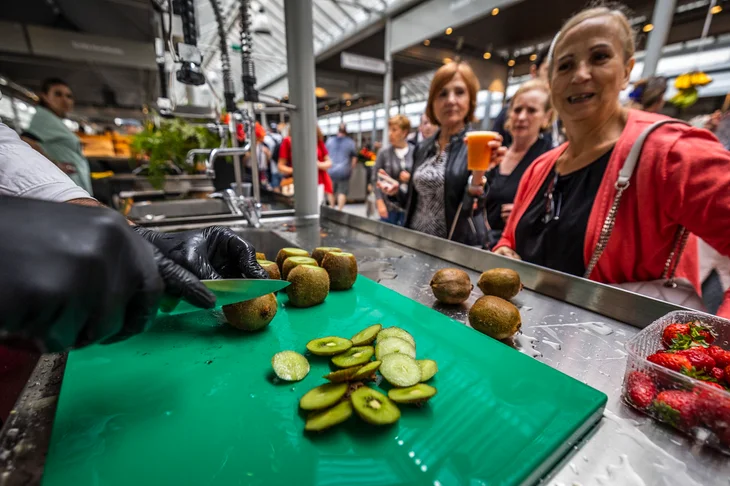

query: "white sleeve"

left=0, top=122, right=91, bottom=202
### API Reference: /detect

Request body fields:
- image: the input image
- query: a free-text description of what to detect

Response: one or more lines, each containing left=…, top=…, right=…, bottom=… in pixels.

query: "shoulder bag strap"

left=584, top=119, right=690, bottom=280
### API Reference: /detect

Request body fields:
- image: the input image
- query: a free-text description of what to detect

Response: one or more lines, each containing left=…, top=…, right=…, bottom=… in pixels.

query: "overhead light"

left=0, top=77, right=7, bottom=86
left=492, top=8, right=499, bottom=15
left=508, top=59, right=516, bottom=67
left=443, top=57, right=453, bottom=64
left=325, top=105, right=329, bottom=111
left=643, top=23, right=654, bottom=32
left=114, top=118, right=122, bottom=126
left=529, top=53, right=537, bottom=61
left=445, top=27, right=453, bottom=35
left=483, top=52, right=492, bottom=59
left=711, top=5, right=722, bottom=14
left=315, top=86, right=328, bottom=97
left=346, top=100, right=352, bottom=106
left=423, top=39, right=431, bottom=46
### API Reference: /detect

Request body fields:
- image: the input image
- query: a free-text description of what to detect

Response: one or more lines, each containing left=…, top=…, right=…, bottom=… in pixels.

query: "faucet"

left=209, top=186, right=262, bottom=229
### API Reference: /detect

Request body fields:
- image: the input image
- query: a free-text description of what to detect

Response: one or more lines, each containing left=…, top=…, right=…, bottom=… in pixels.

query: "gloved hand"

left=134, top=226, right=269, bottom=280
left=0, top=197, right=158, bottom=351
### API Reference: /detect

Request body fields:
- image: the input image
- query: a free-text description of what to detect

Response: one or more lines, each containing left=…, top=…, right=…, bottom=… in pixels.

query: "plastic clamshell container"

left=623, top=310, right=730, bottom=454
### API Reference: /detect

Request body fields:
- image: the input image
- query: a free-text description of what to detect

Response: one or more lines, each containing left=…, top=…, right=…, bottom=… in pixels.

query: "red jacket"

left=495, top=109, right=730, bottom=318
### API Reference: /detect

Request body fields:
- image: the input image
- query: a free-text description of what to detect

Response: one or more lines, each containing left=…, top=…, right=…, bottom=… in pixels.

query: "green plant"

left=130, top=118, right=221, bottom=189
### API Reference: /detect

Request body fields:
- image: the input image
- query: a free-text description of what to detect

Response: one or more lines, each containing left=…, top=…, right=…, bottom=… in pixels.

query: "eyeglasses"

left=542, top=170, right=562, bottom=224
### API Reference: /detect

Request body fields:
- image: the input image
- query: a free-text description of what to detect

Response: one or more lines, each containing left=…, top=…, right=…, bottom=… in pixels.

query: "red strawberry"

left=707, top=346, right=730, bottom=369
left=726, top=366, right=730, bottom=386
left=647, top=351, right=693, bottom=373
left=662, top=323, right=689, bottom=348
left=626, top=371, right=657, bottom=409
left=711, top=367, right=725, bottom=383
left=677, top=348, right=716, bottom=373
left=653, top=390, right=698, bottom=428
left=695, top=389, right=730, bottom=430
left=663, top=321, right=716, bottom=350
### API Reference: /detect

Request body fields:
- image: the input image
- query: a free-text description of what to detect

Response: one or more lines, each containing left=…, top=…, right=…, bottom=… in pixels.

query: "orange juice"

left=466, top=131, right=498, bottom=171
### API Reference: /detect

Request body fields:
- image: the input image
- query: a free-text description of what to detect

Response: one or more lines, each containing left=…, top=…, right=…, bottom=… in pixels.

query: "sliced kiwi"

left=377, top=327, right=416, bottom=347
left=388, top=384, right=437, bottom=404
left=351, top=386, right=401, bottom=425
left=380, top=353, right=422, bottom=387
left=352, top=360, right=381, bottom=381
left=306, top=337, right=353, bottom=356
left=256, top=252, right=266, bottom=261
left=375, top=337, right=416, bottom=360
left=351, top=324, right=382, bottom=346
left=275, top=248, right=310, bottom=272
left=332, top=346, right=374, bottom=368
left=312, top=247, right=342, bottom=266
left=257, top=260, right=281, bottom=280
left=305, top=400, right=353, bottom=432
left=418, top=359, right=438, bottom=382
left=323, top=366, right=361, bottom=383
left=271, top=351, right=310, bottom=382
left=299, top=383, right=348, bottom=411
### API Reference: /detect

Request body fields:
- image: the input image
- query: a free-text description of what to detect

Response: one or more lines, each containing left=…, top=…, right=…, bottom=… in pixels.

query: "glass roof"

left=195, top=0, right=398, bottom=99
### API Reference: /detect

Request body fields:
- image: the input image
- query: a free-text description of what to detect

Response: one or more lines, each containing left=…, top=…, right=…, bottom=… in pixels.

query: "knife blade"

left=159, top=279, right=290, bottom=316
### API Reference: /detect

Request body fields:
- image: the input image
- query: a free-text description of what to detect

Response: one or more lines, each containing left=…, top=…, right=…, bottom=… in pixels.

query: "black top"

left=514, top=148, right=613, bottom=276
left=486, top=136, right=552, bottom=231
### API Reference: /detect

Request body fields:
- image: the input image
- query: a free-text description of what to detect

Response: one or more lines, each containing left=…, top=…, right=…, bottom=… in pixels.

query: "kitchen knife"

left=159, top=279, right=290, bottom=316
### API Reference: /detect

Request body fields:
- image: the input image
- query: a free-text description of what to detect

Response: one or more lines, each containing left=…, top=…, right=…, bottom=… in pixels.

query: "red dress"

left=495, top=109, right=730, bottom=318
left=278, top=137, right=333, bottom=194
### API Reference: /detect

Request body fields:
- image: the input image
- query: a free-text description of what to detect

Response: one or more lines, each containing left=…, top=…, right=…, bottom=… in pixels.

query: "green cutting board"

left=43, top=276, right=606, bottom=486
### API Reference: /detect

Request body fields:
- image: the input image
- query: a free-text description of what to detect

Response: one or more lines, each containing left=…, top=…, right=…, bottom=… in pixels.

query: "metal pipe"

left=209, top=0, right=237, bottom=112
left=239, top=0, right=259, bottom=103
left=205, top=143, right=251, bottom=179
left=247, top=102, right=261, bottom=202
left=284, top=0, right=320, bottom=223
left=381, top=17, right=393, bottom=148
left=641, top=0, right=677, bottom=78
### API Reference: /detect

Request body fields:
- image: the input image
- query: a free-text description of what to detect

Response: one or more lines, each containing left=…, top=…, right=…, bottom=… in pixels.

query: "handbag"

left=584, top=119, right=706, bottom=311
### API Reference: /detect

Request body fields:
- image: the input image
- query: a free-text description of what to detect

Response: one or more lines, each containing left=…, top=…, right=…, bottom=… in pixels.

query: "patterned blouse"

left=409, top=144, right=449, bottom=238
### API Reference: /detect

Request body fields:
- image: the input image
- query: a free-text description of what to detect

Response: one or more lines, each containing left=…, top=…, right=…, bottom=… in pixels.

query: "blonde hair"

left=389, top=114, right=411, bottom=132
left=505, top=80, right=553, bottom=133
left=426, top=61, right=480, bottom=126
left=548, top=3, right=636, bottom=79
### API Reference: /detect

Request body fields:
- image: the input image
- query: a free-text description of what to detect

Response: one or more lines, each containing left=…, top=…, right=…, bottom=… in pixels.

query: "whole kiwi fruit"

left=430, top=268, right=473, bottom=304
left=477, top=268, right=522, bottom=300
left=468, top=295, right=521, bottom=340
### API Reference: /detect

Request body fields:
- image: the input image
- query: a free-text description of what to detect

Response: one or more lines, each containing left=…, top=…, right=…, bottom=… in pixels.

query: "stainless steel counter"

left=1, top=210, right=728, bottom=485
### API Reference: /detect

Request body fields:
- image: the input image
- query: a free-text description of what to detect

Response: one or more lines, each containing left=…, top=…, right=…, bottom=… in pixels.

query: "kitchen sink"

left=127, top=199, right=231, bottom=222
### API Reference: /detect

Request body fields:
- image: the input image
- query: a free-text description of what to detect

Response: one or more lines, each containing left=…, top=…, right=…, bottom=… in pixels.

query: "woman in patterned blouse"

left=378, top=61, right=506, bottom=246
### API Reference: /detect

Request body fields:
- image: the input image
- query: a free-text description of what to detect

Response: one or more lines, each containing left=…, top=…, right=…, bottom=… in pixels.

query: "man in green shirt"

left=22, top=78, right=93, bottom=195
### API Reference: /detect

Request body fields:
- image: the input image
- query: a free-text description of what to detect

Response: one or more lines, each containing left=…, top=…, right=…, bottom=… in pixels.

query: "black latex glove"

left=134, top=226, right=269, bottom=280
left=0, top=197, right=161, bottom=352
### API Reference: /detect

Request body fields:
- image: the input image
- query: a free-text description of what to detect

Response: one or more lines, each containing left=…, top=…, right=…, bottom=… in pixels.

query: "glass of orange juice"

left=466, top=131, right=498, bottom=171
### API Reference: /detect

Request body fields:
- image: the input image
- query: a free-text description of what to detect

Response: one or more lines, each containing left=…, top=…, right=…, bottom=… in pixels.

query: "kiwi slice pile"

left=272, top=324, right=438, bottom=432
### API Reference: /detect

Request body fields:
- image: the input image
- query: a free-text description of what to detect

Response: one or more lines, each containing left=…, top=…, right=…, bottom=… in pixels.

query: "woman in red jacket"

left=493, top=5, right=730, bottom=317
left=277, top=126, right=333, bottom=197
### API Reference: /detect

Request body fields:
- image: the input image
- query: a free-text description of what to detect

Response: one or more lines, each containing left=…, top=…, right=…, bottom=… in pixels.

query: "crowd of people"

left=1, top=3, right=730, bottom=360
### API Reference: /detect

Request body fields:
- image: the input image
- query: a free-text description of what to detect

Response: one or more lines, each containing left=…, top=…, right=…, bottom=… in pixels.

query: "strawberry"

left=647, top=351, right=693, bottom=373
left=653, top=390, right=697, bottom=428
left=708, top=346, right=730, bottom=368
left=625, top=371, right=657, bottom=409
left=726, top=366, right=730, bottom=386
left=695, top=389, right=730, bottom=430
left=711, top=367, right=725, bottom=383
left=677, top=348, right=716, bottom=373
left=663, top=321, right=716, bottom=350
left=662, top=323, right=689, bottom=348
